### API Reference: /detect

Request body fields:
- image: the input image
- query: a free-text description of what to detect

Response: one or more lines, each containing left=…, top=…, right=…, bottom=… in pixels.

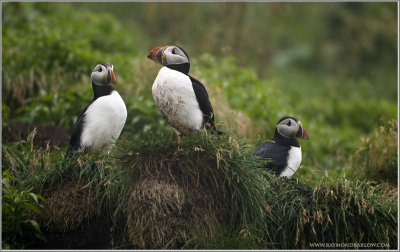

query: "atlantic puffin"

left=254, top=116, right=309, bottom=178
left=147, top=45, right=221, bottom=143
left=69, top=63, right=127, bottom=153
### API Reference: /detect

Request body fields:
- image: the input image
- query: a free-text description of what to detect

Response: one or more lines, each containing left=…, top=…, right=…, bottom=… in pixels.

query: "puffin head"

left=91, top=63, right=116, bottom=86
left=147, top=45, right=190, bottom=74
left=276, top=116, right=309, bottom=140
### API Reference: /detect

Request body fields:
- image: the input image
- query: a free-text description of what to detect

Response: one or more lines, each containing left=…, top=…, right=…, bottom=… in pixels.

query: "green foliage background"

left=1, top=1, right=398, bottom=249
left=3, top=1, right=397, bottom=179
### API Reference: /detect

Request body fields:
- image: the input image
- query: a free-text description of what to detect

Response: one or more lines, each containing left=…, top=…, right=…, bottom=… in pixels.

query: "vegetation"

left=349, top=119, right=398, bottom=185
left=2, top=169, right=46, bottom=249
left=2, top=132, right=397, bottom=249
left=2, top=1, right=398, bottom=249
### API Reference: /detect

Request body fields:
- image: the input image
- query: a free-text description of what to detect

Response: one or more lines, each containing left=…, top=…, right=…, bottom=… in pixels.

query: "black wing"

left=189, top=76, right=222, bottom=135
left=69, top=104, right=90, bottom=151
left=254, top=140, right=290, bottom=175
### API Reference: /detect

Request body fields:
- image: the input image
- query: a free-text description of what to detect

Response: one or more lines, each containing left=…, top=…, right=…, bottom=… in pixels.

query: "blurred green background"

left=2, top=2, right=398, bottom=183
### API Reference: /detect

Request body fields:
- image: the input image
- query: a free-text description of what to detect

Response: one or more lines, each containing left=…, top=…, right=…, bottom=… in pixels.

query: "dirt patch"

left=2, top=121, right=70, bottom=149
left=32, top=217, right=118, bottom=249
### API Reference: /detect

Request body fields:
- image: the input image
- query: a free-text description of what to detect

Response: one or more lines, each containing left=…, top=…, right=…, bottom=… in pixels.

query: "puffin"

left=254, top=116, right=309, bottom=178
left=147, top=45, right=221, bottom=143
left=69, top=63, right=127, bottom=153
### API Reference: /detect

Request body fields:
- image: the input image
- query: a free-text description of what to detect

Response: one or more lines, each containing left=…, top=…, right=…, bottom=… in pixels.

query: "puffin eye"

left=172, top=48, right=177, bottom=54
left=287, top=120, right=291, bottom=126
left=98, top=66, right=103, bottom=72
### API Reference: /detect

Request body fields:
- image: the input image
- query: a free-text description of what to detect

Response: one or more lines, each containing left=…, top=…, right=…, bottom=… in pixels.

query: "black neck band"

left=273, top=129, right=300, bottom=147
left=166, top=63, right=190, bottom=75
left=92, top=82, right=114, bottom=100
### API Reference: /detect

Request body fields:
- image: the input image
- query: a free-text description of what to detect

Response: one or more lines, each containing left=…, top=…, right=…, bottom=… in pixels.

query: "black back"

left=165, top=57, right=222, bottom=135
left=189, top=76, right=221, bottom=134
left=254, top=140, right=290, bottom=175
left=254, top=129, right=300, bottom=174
left=69, top=104, right=91, bottom=151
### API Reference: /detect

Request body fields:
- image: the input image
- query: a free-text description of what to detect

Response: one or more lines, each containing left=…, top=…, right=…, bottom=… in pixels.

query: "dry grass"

left=2, top=128, right=54, bottom=177
left=3, top=129, right=397, bottom=249
left=3, top=68, right=74, bottom=107
left=191, top=68, right=264, bottom=140
left=195, top=172, right=398, bottom=249
left=126, top=178, right=225, bottom=248
left=209, top=86, right=256, bottom=139
left=111, top=130, right=268, bottom=249
left=348, top=119, right=398, bottom=184
left=121, top=58, right=160, bottom=97
left=37, top=180, right=100, bottom=232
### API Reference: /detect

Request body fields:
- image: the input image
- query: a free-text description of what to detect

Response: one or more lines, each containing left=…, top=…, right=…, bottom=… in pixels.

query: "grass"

left=264, top=174, right=397, bottom=249
left=190, top=172, right=398, bottom=249
left=110, top=129, right=271, bottom=248
left=2, top=129, right=397, bottom=249
left=1, top=169, right=47, bottom=249
left=2, top=3, right=397, bottom=248
left=348, top=119, right=398, bottom=185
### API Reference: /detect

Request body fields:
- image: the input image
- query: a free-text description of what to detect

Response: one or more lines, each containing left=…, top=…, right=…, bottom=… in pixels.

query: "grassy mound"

left=38, top=180, right=99, bottom=232
left=2, top=130, right=397, bottom=249
left=190, top=172, right=397, bottom=249
left=110, top=130, right=398, bottom=249
left=111, top=130, right=269, bottom=248
left=263, top=175, right=397, bottom=249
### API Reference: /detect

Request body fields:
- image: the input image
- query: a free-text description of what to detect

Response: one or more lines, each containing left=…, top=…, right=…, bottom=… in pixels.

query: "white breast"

left=280, top=146, right=302, bottom=178
left=80, top=90, right=127, bottom=151
left=152, top=67, right=203, bottom=135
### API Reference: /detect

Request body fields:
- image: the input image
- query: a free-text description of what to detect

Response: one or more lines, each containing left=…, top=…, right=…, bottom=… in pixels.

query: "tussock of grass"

left=2, top=134, right=115, bottom=233
left=262, top=174, right=397, bottom=249
left=110, top=130, right=397, bottom=249
left=2, top=130, right=397, bottom=249
left=37, top=180, right=100, bottom=232
left=24, top=155, right=113, bottom=232
left=190, top=173, right=397, bottom=249
left=110, top=130, right=270, bottom=248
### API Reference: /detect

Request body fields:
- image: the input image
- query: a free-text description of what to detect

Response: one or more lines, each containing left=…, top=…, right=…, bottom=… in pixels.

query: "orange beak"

left=107, top=67, right=116, bottom=84
left=300, top=123, right=309, bottom=139
left=147, top=46, right=166, bottom=64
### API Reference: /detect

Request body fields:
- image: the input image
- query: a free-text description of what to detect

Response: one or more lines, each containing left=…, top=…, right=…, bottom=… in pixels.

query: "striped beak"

left=147, top=46, right=166, bottom=65
left=298, top=123, right=309, bottom=140
left=107, top=67, right=116, bottom=85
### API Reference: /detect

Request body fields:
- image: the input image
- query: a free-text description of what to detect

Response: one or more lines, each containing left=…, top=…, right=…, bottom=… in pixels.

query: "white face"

left=276, top=117, right=300, bottom=139
left=91, top=64, right=115, bottom=86
left=163, top=46, right=189, bottom=65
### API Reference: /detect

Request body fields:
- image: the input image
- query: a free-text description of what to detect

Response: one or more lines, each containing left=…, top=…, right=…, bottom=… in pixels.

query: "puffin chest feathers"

left=152, top=67, right=203, bottom=135
left=280, top=146, right=302, bottom=178
left=80, top=90, right=127, bottom=150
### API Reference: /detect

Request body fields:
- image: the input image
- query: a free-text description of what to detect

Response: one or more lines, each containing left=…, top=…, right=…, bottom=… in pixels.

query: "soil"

left=30, top=217, right=132, bottom=249
left=2, top=121, right=71, bottom=149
